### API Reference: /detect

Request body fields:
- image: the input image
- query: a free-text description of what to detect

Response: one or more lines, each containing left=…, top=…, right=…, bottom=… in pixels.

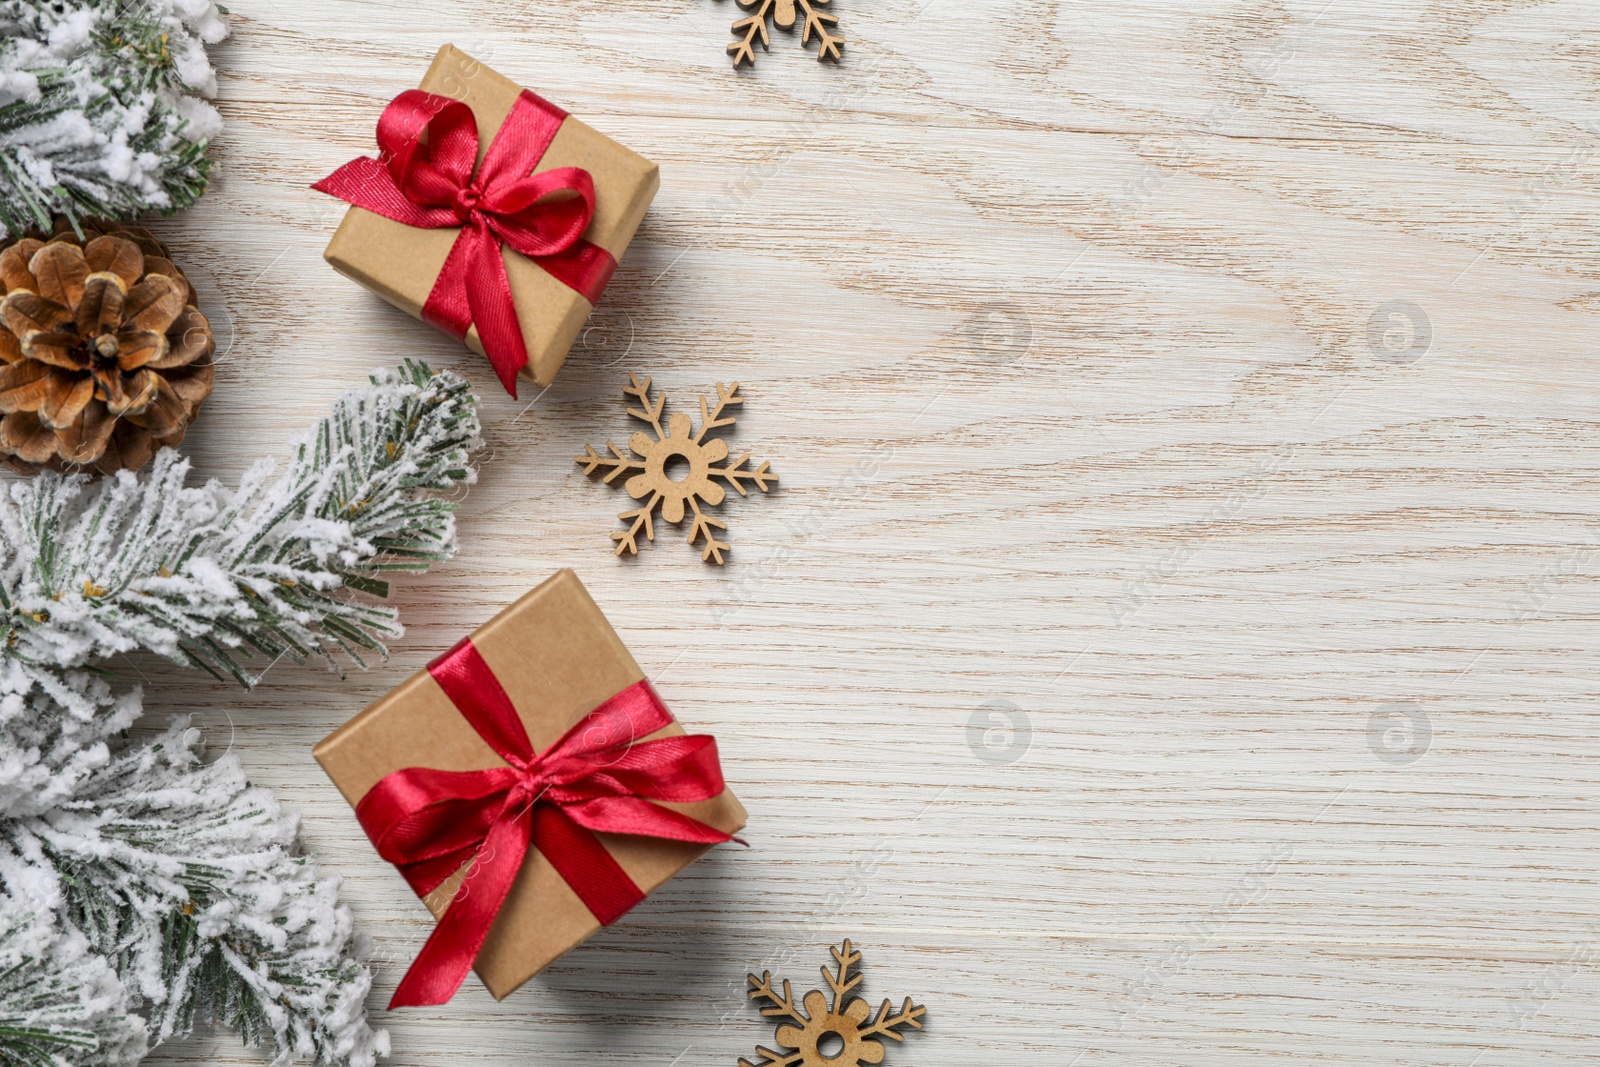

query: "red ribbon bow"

left=314, top=89, right=617, bottom=398
left=357, top=638, right=737, bottom=1007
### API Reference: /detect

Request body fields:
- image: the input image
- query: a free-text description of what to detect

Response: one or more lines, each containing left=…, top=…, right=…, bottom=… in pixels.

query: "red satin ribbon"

left=356, top=638, right=736, bottom=1008
left=313, top=89, right=618, bottom=398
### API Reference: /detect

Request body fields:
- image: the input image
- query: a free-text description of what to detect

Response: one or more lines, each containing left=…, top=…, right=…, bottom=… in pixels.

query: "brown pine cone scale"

left=0, top=219, right=216, bottom=474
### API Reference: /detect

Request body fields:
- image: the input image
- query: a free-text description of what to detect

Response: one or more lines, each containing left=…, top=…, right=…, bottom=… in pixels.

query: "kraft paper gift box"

left=313, top=569, right=746, bottom=1000
left=320, top=44, right=659, bottom=390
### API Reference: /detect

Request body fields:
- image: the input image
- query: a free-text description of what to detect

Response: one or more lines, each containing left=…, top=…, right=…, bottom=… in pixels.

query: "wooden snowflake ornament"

left=729, top=0, right=844, bottom=68
left=575, top=373, right=776, bottom=564
left=742, top=941, right=927, bottom=1067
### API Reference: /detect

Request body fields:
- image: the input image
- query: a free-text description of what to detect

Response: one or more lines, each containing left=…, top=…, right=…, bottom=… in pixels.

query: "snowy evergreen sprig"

left=16, top=719, right=387, bottom=1067
left=0, top=360, right=479, bottom=697
left=0, top=895, right=145, bottom=1067
left=0, top=362, right=484, bottom=1066
left=0, top=0, right=229, bottom=236
left=0, top=662, right=137, bottom=821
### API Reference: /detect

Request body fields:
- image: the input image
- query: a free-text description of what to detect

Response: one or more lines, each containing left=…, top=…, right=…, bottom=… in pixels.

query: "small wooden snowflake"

left=574, top=373, right=776, bottom=565
left=743, top=941, right=927, bottom=1067
left=728, top=0, right=844, bottom=68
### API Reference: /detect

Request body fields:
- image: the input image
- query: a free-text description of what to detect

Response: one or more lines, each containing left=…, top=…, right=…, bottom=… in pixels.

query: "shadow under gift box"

left=313, top=569, right=747, bottom=1000
left=323, top=44, right=659, bottom=388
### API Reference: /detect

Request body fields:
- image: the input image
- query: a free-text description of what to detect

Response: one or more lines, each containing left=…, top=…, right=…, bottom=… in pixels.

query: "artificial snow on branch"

left=0, top=662, right=137, bottom=821
left=0, top=0, right=230, bottom=236
left=0, top=892, right=145, bottom=1067
left=1, top=359, right=479, bottom=697
left=0, top=362, right=483, bottom=1066
left=17, top=719, right=387, bottom=1067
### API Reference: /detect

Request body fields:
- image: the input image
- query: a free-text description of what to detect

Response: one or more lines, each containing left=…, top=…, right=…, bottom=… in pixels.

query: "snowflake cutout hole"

left=742, top=940, right=927, bottom=1067
left=575, top=373, right=776, bottom=564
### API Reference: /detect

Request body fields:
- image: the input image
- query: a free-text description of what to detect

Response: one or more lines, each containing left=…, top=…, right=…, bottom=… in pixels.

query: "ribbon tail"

left=388, top=804, right=532, bottom=1009
left=419, top=222, right=527, bottom=398
left=560, top=793, right=737, bottom=845
left=465, top=223, right=530, bottom=398
left=312, top=157, right=461, bottom=229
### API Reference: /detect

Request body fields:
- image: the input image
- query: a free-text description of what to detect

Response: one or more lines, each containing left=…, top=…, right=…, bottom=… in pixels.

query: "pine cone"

left=0, top=219, right=215, bottom=475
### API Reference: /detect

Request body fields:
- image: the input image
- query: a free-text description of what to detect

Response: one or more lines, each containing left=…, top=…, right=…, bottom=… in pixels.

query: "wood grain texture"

left=98, top=1, right=1600, bottom=1063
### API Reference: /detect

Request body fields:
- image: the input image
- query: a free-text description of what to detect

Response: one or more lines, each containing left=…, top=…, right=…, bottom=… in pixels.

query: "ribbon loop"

left=314, top=88, right=618, bottom=398
left=380, top=91, right=479, bottom=207
left=354, top=638, right=737, bottom=1008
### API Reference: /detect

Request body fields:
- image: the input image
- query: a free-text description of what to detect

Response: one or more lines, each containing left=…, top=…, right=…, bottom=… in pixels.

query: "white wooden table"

left=139, top=2, right=1600, bottom=1064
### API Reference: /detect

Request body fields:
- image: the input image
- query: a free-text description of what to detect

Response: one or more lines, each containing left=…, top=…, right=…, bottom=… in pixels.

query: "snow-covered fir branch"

left=0, top=0, right=229, bottom=235
left=0, top=362, right=483, bottom=1065
left=9, top=719, right=388, bottom=1067
left=0, top=886, right=145, bottom=1067
left=0, top=661, right=137, bottom=820
left=0, top=360, right=480, bottom=699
